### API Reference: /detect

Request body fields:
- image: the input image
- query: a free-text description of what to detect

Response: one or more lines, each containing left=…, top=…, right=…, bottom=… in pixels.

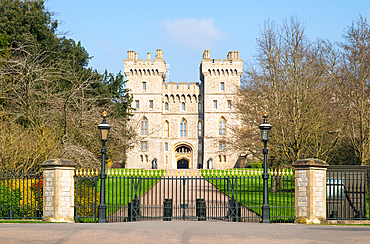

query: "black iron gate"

left=326, top=165, right=369, bottom=220
left=75, top=169, right=295, bottom=223
left=123, top=174, right=259, bottom=222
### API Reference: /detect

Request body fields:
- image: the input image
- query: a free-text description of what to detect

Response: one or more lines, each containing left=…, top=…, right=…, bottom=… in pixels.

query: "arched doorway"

left=174, top=144, right=192, bottom=169
left=177, top=159, right=189, bottom=169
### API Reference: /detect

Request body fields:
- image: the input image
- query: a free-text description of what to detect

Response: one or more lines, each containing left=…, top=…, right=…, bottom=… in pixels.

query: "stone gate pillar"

left=41, top=159, right=77, bottom=223
left=292, top=158, right=329, bottom=224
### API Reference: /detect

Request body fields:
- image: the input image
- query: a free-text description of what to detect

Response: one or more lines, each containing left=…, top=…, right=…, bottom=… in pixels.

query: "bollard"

left=34, top=210, right=41, bottom=219
left=228, top=198, right=241, bottom=222
left=196, top=199, right=206, bottom=221
left=163, top=199, right=173, bottom=221
left=128, top=198, right=140, bottom=221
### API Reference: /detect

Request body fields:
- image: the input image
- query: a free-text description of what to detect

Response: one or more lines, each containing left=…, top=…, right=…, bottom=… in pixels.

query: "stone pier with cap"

left=41, top=158, right=77, bottom=223
left=292, top=158, right=329, bottom=224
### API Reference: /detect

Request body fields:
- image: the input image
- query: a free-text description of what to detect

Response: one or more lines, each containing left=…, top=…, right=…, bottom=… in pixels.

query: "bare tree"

left=0, top=35, right=137, bottom=170
left=232, top=16, right=340, bottom=166
left=335, top=16, right=370, bottom=165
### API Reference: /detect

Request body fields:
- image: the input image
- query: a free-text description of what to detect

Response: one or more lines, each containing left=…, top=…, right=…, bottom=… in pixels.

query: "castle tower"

left=123, top=50, right=166, bottom=168
left=200, top=50, right=243, bottom=169
left=124, top=49, right=242, bottom=169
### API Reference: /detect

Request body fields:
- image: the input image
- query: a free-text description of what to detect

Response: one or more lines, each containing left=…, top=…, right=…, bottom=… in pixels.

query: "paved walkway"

left=0, top=222, right=368, bottom=243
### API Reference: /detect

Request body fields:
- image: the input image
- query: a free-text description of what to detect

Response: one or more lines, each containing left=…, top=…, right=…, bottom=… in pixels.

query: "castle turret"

left=200, top=50, right=243, bottom=169
left=124, top=49, right=166, bottom=94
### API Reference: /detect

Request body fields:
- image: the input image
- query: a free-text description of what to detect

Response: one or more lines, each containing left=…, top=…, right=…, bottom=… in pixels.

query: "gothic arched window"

left=182, top=102, right=185, bottom=111
left=141, top=118, right=148, bottom=136
left=164, top=121, right=169, bottom=137
left=165, top=102, right=168, bottom=111
left=219, top=118, right=226, bottom=135
left=180, top=119, right=187, bottom=137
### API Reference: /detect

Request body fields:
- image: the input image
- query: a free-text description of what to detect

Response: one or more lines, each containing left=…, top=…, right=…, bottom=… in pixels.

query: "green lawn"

left=201, top=169, right=295, bottom=222
left=100, top=169, right=165, bottom=215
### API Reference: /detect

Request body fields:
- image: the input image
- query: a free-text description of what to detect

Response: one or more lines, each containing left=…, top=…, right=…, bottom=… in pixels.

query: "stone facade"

left=124, top=49, right=242, bottom=169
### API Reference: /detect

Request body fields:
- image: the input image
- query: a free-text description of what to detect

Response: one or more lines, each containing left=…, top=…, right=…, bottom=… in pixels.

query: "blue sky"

left=45, top=0, right=370, bottom=81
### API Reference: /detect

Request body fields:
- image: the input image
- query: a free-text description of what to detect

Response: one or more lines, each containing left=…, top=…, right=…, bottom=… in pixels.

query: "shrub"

left=0, top=183, right=22, bottom=217
left=75, top=179, right=100, bottom=222
left=1, top=175, right=43, bottom=218
left=249, top=162, right=263, bottom=168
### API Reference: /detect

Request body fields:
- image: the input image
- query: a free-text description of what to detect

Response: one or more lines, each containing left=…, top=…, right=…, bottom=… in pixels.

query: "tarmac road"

left=0, top=222, right=369, bottom=244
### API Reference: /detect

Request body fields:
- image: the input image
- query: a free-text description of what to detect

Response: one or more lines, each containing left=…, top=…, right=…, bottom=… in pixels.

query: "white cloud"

left=160, top=18, right=227, bottom=50
left=97, top=40, right=118, bottom=53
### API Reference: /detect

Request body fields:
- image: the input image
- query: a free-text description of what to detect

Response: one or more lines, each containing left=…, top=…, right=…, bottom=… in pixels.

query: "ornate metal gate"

left=74, top=169, right=295, bottom=223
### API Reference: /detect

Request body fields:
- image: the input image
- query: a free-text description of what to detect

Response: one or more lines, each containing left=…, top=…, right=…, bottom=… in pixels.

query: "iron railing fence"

left=74, top=169, right=99, bottom=223
left=0, top=170, right=43, bottom=220
left=74, top=169, right=295, bottom=223
left=326, top=165, right=369, bottom=220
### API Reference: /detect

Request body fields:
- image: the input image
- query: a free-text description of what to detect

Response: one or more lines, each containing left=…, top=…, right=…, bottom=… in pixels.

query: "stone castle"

left=124, top=49, right=243, bottom=169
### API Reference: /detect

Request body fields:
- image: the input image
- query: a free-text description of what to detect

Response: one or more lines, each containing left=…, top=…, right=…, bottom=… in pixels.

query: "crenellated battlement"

left=163, top=82, right=200, bottom=94
left=200, top=49, right=243, bottom=81
left=124, top=49, right=166, bottom=78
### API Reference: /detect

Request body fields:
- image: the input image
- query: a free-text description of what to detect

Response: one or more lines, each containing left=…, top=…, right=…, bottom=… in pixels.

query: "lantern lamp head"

left=98, top=111, right=111, bottom=141
left=259, top=111, right=272, bottom=141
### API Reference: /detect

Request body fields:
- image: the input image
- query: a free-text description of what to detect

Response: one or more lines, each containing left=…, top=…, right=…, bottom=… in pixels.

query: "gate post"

left=41, top=158, right=77, bottom=223
left=292, top=158, right=328, bottom=224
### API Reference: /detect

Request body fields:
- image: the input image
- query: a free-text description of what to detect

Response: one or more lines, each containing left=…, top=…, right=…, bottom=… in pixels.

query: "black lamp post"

left=259, top=111, right=272, bottom=223
left=97, top=111, right=111, bottom=223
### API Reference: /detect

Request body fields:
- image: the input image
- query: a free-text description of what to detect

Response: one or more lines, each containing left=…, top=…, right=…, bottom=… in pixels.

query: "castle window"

left=140, top=155, right=143, bottom=162
left=219, top=142, right=225, bottom=151
left=180, top=119, right=187, bottom=137
left=164, top=121, right=169, bottom=137
left=165, top=102, right=168, bottom=111
left=142, top=82, right=146, bottom=90
left=198, top=121, right=202, bottom=137
left=224, top=155, right=227, bottom=162
left=149, top=100, right=153, bottom=109
left=218, top=155, right=222, bottom=162
left=227, top=100, right=231, bottom=109
left=181, top=102, right=185, bottom=111
left=219, top=118, right=226, bottom=135
left=214, top=100, right=217, bottom=109
left=141, top=118, right=148, bottom=135
left=221, top=82, right=225, bottom=91
left=198, top=102, right=202, bottom=111
left=165, top=142, right=168, bottom=151
left=141, top=141, right=148, bottom=151
left=135, top=100, right=139, bottom=109
left=145, top=155, right=148, bottom=162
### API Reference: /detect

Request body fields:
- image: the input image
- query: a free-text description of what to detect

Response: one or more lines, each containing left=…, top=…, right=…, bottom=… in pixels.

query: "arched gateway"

left=174, top=144, right=192, bottom=169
